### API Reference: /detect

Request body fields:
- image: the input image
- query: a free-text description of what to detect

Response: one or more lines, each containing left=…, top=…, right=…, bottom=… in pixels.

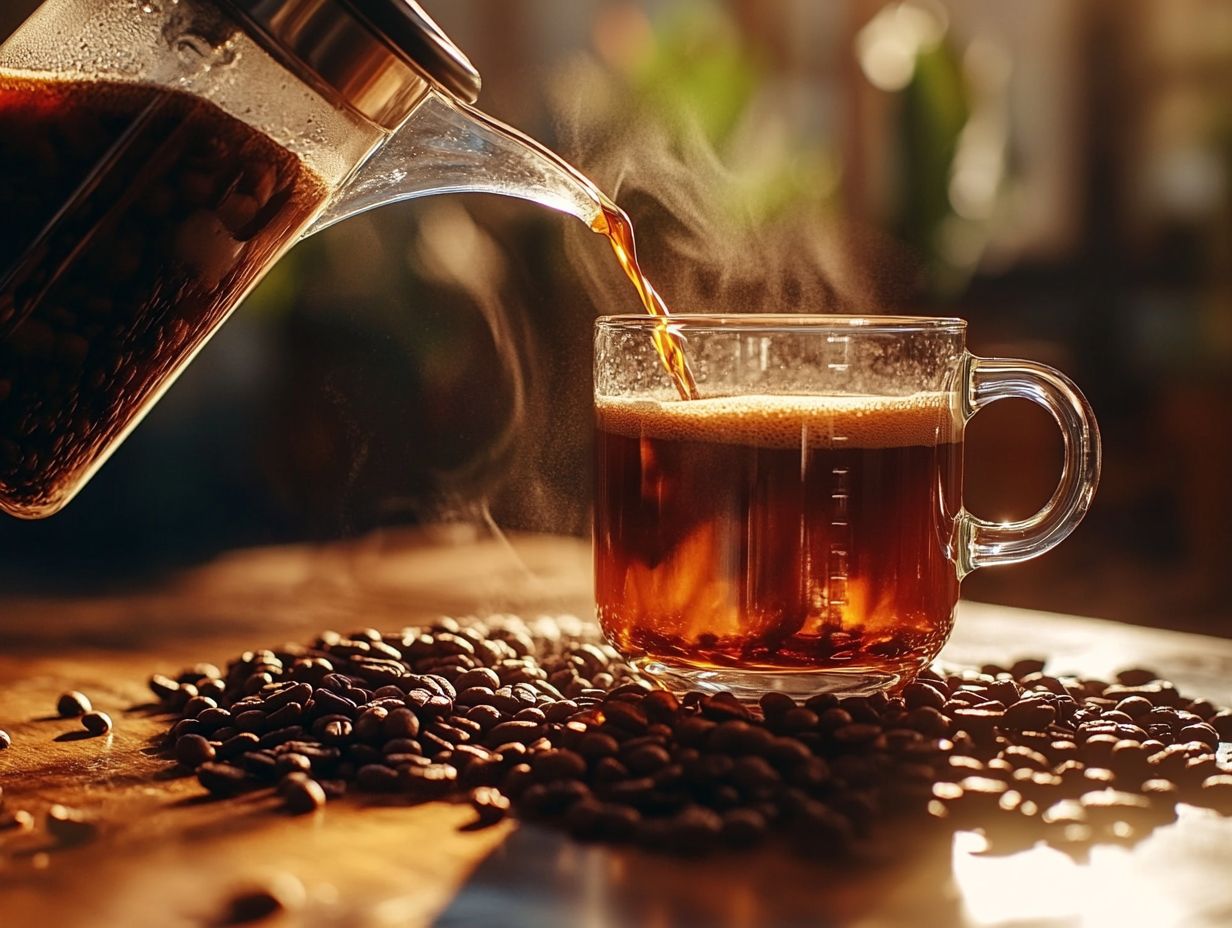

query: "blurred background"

left=0, top=0, right=1229, bottom=635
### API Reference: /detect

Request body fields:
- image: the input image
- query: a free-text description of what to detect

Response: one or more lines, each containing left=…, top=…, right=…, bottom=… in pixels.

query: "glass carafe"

left=0, top=0, right=610, bottom=518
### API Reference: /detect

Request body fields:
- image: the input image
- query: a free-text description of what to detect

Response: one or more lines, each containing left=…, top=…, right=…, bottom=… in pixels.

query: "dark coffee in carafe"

left=0, top=74, right=329, bottom=517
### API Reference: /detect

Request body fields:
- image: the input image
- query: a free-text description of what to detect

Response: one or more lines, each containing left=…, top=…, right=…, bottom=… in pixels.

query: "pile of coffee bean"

left=149, top=616, right=1232, bottom=857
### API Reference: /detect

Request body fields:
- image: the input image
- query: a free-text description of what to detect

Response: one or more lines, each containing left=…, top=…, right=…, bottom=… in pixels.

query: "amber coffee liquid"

left=0, top=74, right=329, bottom=517
left=592, top=202, right=699, bottom=401
left=595, top=393, right=963, bottom=677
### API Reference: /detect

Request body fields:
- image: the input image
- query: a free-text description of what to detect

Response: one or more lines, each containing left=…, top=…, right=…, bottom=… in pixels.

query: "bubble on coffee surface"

left=595, top=393, right=959, bottom=449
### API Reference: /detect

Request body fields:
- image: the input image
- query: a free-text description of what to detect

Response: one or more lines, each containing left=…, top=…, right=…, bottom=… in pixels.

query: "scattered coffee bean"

left=1116, top=668, right=1158, bottom=687
left=145, top=627, right=1232, bottom=860
left=56, top=691, right=92, bottom=718
left=80, top=711, right=112, bottom=736
left=470, top=786, right=512, bottom=827
left=282, top=776, right=326, bottom=815
left=198, top=762, right=250, bottom=797
left=220, top=891, right=281, bottom=925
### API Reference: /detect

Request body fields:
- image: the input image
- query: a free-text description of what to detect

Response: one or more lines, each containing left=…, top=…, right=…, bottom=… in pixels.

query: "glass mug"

left=593, top=315, right=1101, bottom=697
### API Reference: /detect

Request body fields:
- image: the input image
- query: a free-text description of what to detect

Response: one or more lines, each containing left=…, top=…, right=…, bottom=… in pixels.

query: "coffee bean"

left=575, top=732, right=618, bottom=760
left=1209, top=711, right=1232, bottom=740
left=533, top=749, right=587, bottom=781
left=198, top=762, right=249, bottom=796
left=903, top=681, right=947, bottom=711
left=147, top=621, right=1232, bottom=859
left=382, top=708, right=420, bottom=740
left=485, top=720, right=545, bottom=747
left=469, top=786, right=511, bottom=827
left=148, top=674, right=180, bottom=699
left=603, top=700, right=648, bottom=733
left=1003, top=745, right=1049, bottom=771
left=1083, top=767, right=1116, bottom=789
left=1072, top=792, right=1140, bottom=832
left=218, top=732, right=261, bottom=760
left=451, top=667, right=498, bottom=690
left=642, top=689, right=680, bottom=721
left=283, top=776, right=326, bottom=815
left=521, top=779, right=591, bottom=819
left=1178, top=723, right=1219, bottom=750
left=788, top=800, right=854, bottom=855
left=56, top=690, right=92, bottom=717
left=1021, top=673, right=1068, bottom=695
left=400, top=763, right=458, bottom=800
left=832, top=723, right=883, bottom=747
left=81, top=711, right=112, bottom=735
left=1010, top=658, right=1047, bottom=680
left=759, top=691, right=796, bottom=719
left=720, top=808, right=768, bottom=847
left=673, top=716, right=716, bottom=748
left=1108, top=740, right=1150, bottom=780
left=1042, top=798, right=1087, bottom=826
left=219, top=882, right=303, bottom=926
left=1003, top=699, right=1056, bottom=730
left=356, top=763, right=399, bottom=792
left=176, top=733, right=216, bottom=767
left=1080, top=734, right=1120, bottom=767
left=1198, top=774, right=1232, bottom=812
left=1114, top=696, right=1152, bottom=720
left=1115, top=668, right=1158, bottom=687
left=957, top=776, right=1010, bottom=806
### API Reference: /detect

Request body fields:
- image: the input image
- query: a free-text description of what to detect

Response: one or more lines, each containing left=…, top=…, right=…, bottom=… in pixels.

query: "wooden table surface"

left=2, top=528, right=1231, bottom=928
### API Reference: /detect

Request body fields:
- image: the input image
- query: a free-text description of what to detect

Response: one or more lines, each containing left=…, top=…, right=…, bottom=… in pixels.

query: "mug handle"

left=957, top=355, right=1102, bottom=578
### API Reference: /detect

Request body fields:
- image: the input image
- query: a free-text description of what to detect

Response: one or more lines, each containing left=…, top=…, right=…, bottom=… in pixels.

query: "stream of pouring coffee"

left=592, top=196, right=700, bottom=401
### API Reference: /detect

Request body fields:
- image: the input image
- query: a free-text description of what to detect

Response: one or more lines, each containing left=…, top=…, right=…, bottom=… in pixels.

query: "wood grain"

left=2, top=530, right=1231, bottom=928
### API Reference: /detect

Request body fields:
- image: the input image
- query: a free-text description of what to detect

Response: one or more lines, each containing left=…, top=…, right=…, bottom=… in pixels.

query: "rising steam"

left=551, top=56, right=916, bottom=316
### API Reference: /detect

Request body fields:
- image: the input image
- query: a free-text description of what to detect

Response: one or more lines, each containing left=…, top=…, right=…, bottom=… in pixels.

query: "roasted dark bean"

left=903, top=681, right=947, bottom=710
left=81, top=711, right=112, bottom=736
left=1115, top=668, right=1158, bottom=687
left=533, top=749, right=587, bottom=781
left=603, top=700, right=649, bottom=733
left=1209, top=711, right=1232, bottom=740
left=218, top=732, right=261, bottom=760
left=468, top=786, right=512, bottom=827
left=198, top=762, right=250, bottom=796
left=146, top=620, right=1232, bottom=859
left=356, top=764, right=399, bottom=792
left=176, top=733, right=216, bottom=767
left=283, top=776, right=327, bottom=814
left=1002, top=699, right=1056, bottom=730
left=57, top=690, right=92, bottom=717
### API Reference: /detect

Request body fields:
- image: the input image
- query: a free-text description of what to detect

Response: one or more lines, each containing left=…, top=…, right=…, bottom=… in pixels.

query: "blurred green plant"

left=898, top=42, right=970, bottom=284
left=612, top=1, right=840, bottom=224
left=624, top=2, right=760, bottom=147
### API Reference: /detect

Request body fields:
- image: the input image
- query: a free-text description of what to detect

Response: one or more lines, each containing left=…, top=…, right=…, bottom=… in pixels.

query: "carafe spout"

left=306, top=91, right=607, bottom=236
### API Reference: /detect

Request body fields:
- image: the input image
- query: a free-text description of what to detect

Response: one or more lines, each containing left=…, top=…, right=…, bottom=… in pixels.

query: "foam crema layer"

left=596, top=393, right=960, bottom=449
